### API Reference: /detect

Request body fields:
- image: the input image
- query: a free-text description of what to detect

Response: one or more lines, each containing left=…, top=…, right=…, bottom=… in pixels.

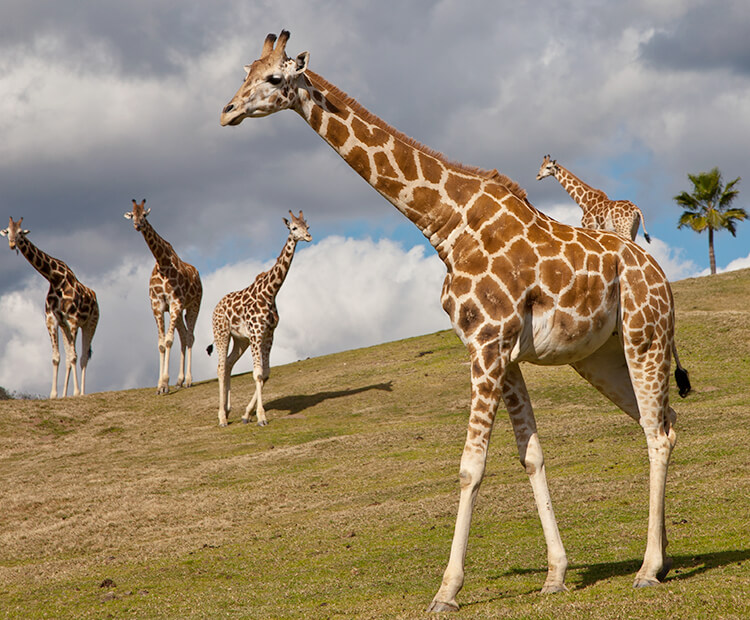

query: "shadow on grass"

left=265, top=381, right=393, bottom=416
left=492, top=548, right=750, bottom=591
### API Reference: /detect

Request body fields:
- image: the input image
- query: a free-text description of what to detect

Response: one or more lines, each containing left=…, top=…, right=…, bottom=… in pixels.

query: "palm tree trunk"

left=708, top=227, right=716, bottom=274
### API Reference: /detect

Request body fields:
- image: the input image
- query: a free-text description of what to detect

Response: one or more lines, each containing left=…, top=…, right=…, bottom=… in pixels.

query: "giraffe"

left=1, top=216, right=99, bottom=398
left=537, top=154, right=651, bottom=243
left=536, top=156, right=691, bottom=380
left=209, top=211, right=311, bottom=427
left=124, top=199, right=203, bottom=395
left=220, top=31, right=691, bottom=611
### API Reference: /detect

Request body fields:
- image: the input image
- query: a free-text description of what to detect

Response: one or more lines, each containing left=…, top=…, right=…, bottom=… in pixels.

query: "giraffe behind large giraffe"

left=1, top=216, right=99, bottom=398
left=537, top=154, right=652, bottom=243
left=124, top=200, right=203, bottom=395
left=220, top=30, right=690, bottom=612
left=209, top=211, right=311, bottom=427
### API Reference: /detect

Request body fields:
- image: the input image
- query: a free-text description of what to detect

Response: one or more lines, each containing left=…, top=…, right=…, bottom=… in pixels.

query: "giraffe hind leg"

left=571, top=335, right=675, bottom=587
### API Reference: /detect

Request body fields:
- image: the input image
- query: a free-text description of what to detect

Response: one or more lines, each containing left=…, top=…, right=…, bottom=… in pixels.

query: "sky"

left=1, top=0, right=749, bottom=397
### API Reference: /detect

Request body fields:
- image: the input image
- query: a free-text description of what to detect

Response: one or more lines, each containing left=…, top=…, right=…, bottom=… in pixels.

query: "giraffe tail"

left=637, top=207, right=651, bottom=243
left=672, top=343, right=691, bottom=398
left=206, top=344, right=214, bottom=356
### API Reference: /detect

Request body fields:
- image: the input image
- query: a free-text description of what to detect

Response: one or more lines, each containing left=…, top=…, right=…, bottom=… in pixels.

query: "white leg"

left=428, top=346, right=503, bottom=612
left=174, top=313, right=188, bottom=387
left=60, top=325, right=79, bottom=397
left=46, top=315, right=60, bottom=399
left=572, top=334, right=676, bottom=587
left=504, top=363, right=567, bottom=592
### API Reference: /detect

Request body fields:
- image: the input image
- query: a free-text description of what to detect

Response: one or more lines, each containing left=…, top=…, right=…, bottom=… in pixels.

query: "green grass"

left=0, top=270, right=749, bottom=619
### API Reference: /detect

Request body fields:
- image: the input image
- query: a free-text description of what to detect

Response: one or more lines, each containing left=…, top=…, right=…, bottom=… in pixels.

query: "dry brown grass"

left=1, top=271, right=749, bottom=618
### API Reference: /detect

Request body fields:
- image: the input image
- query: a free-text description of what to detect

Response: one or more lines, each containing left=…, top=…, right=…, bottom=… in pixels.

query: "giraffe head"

left=0, top=216, right=30, bottom=251
left=283, top=210, right=312, bottom=242
left=124, top=199, right=151, bottom=231
left=220, top=30, right=309, bottom=126
left=536, top=155, right=559, bottom=181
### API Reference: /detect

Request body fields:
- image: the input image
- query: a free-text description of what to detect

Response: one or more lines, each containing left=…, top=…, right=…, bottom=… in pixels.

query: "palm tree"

left=674, top=167, right=747, bottom=274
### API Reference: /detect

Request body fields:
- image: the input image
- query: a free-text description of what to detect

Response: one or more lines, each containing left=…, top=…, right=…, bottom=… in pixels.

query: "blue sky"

left=1, top=0, right=749, bottom=396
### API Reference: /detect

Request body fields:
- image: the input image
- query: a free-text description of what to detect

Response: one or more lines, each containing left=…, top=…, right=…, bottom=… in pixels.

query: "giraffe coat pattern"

left=125, top=200, right=203, bottom=395
left=220, top=31, right=689, bottom=612
left=211, top=211, right=311, bottom=427
left=2, top=217, right=99, bottom=398
left=537, top=155, right=651, bottom=242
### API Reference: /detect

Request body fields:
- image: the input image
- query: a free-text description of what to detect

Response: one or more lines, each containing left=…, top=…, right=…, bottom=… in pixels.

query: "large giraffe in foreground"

left=125, top=200, right=203, bottom=395
left=1, top=217, right=99, bottom=398
left=209, top=211, right=311, bottom=427
left=536, top=155, right=652, bottom=243
left=220, top=31, right=691, bottom=612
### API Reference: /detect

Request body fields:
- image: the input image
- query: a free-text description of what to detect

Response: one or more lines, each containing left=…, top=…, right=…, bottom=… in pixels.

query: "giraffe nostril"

left=223, top=103, right=235, bottom=114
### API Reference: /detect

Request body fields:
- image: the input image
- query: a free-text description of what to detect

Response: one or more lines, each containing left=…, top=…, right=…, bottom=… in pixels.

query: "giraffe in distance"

left=124, top=199, right=203, bottom=395
left=209, top=211, right=311, bottom=427
left=537, top=154, right=651, bottom=242
left=1, top=216, right=99, bottom=398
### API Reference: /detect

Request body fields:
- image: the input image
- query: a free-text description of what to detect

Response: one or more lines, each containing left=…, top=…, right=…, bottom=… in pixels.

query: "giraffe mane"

left=304, top=70, right=528, bottom=203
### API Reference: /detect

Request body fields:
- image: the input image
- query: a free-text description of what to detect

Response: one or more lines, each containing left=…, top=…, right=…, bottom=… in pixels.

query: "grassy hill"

left=1, top=269, right=748, bottom=619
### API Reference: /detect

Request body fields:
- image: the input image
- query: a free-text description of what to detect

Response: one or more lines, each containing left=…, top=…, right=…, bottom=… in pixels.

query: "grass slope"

left=1, top=269, right=749, bottom=619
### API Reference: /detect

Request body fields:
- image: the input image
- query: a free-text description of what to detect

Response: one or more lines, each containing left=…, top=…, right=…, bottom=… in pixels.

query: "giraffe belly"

left=511, top=308, right=618, bottom=366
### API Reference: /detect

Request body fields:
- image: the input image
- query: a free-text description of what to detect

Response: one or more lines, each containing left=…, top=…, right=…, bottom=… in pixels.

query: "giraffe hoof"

left=426, top=599, right=459, bottom=613
left=541, top=582, right=568, bottom=594
left=256, top=419, right=268, bottom=427
left=218, top=422, right=228, bottom=428
left=633, top=576, right=660, bottom=588
left=241, top=418, right=249, bottom=424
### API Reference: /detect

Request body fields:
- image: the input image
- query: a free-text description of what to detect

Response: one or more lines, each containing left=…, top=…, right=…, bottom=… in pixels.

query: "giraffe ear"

left=283, top=217, right=290, bottom=228
left=295, top=52, right=309, bottom=74
left=243, top=64, right=253, bottom=77
left=124, top=212, right=133, bottom=219
left=144, top=208, right=151, bottom=216
left=0, top=228, right=8, bottom=237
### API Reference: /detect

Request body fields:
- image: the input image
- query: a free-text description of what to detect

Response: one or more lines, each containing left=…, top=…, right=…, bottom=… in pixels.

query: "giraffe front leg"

left=245, top=375, right=267, bottom=426
left=216, top=342, right=230, bottom=427
left=504, top=364, right=568, bottom=593
left=174, top=313, right=188, bottom=388
left=428, top=346, right=503, bottom=612
left=46, top=316, right=60, bottom=399
left=60, top=325, right=80, bottom=397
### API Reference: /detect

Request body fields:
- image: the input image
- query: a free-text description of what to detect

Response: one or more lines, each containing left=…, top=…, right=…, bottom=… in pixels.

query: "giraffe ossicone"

left=1, top=216, right=99, bottom=398
left=537, top=154, right=652, bottom=243
left=124, top=199, right=203, bottom=395
left=209, top=210, right=311, bottom=427
left=221, top=30, right=691, bottom=611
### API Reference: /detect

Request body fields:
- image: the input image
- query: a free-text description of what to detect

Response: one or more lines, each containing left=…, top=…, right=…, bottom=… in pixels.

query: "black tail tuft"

left=644, top=232, right=651, bottom=243
left=88, top=346, right=93, bottom=359
left=206, top=344, right=213, bottom=356
left=675, top=366, right=691, bottom=398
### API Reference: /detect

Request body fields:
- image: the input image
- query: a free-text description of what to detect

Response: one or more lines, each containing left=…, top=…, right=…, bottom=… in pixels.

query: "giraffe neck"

left=266, top=233, right=298, bottom=294
left=138, top=219, right=176, bottom=268
left=294, top=71, right=519, bottom=258
left=15, top=235, right=70, bottom=286
left=553, top=165, right=602, bottom=209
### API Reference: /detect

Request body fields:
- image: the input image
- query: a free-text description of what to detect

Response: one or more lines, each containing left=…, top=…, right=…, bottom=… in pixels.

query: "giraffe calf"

left=210, top=211, right=311, bottom=427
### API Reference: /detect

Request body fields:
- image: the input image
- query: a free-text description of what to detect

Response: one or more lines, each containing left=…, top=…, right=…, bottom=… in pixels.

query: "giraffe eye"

left=267, top=75, right=283, bottom=86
